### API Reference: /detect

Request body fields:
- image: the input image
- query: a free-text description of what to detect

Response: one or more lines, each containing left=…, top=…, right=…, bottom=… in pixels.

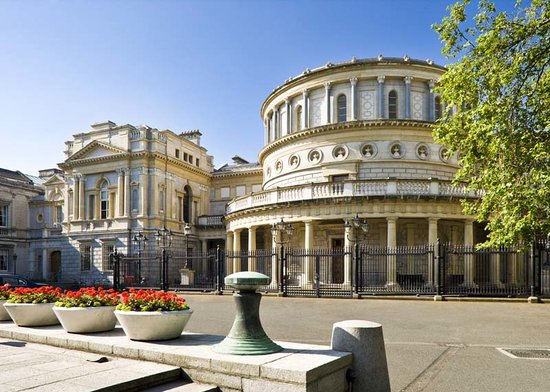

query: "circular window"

left=361, top=143, right=377, bottom=159
left=389, top=142, right=404, bottom=159
left=36, top=213, right=44, bottom=223
left=332, top=145, right=348, bottom=160
left=439, top=147, right=450, bottom=162
left=288, top=154, right=300, bottom=168
left=308, top=149, right=323, bottom=163
left=416, top=144, right=429, bottom=160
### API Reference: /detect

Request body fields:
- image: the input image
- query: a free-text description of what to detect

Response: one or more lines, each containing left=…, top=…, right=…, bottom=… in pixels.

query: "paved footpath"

left=2, top=296, right=550, bottom=391
left=184, top=295, right=550, bottom=392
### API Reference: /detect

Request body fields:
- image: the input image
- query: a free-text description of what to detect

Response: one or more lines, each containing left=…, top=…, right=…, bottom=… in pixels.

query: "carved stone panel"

left=359, top=90, right=375, bottom=120
left=310, top=98, right=322, bottom=127
left=412, top=92, right=423, bottom=120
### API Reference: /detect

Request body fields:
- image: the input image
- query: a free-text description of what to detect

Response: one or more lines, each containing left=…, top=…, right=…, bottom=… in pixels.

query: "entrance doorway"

left=331, top=238, right=344, bottom=283
left=50, top=251, right=61, bottom=281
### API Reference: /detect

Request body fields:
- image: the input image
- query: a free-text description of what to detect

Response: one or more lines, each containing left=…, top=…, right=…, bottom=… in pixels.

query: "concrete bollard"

left=331, top=320, right=390, bottom=392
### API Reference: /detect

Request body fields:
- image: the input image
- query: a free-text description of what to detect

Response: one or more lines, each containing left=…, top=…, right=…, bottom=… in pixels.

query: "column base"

left=527, top=296, right=540, bottom=304
left=384, top=282, right=401, bottom=291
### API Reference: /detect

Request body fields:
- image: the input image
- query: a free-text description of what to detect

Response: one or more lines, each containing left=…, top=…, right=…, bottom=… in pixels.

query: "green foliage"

left=433, top=0, right=550, bottom=246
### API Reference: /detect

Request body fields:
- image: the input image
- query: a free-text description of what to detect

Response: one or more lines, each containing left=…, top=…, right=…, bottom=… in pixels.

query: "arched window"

left=388, top=90, right=398, bottom=119
left=337, top=95, right=347, bottom=123
left=100, top=180, right=109, bottom=219
left=296, top=105, right=303, bottom=131
left=435, top=96, right=442, bottom=120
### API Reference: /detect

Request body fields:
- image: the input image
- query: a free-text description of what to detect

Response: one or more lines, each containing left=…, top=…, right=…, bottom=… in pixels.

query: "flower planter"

left=53, top=306, right=117, bottom=333
left=115, top=309, right=193, bottom=341
left=0, top=300, right=11, bottom=321
left=3, top=302, right=60, bottom=327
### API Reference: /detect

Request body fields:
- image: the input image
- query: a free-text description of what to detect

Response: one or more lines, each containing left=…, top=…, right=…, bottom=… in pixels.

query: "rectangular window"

left=189, top=155, right=193, bottom=164
left=100, top=190, right=108, bottom=219
left=236, top=185, right=246, bottom=197
left=102, top=243, right=114, bottom=271
left=0, top=205, right=8, bottom=227
left=0, top=249, right=8, bottom=271
left=55, top=205, right=63, bottom=224
left=175, top=149, right=180, bottom=159
left=89, top=195, right=95, bottom=219
left=178, top=196, right=183, bottom=222
left=221, top=187, right=230, bottom=198
left=252, top=184, right=262, bottom=193
left=332, top=174, right=349, bottom=182
left=80, top=243, right=92, bottom=271
left=184, top=152, right=188, bottom=162
left=196, top=158, right=199, bottom=167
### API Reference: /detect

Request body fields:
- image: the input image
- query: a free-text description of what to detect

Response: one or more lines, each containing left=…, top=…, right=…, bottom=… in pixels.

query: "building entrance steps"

left=0, top=321, right=352, bottom=392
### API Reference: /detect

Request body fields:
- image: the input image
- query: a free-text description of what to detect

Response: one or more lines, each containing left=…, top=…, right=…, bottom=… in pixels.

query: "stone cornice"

left=262, top=57, right=446, bottom=115
left=212, top=169, right=263, bottom=179
left=258, top=119, right=434, bottom=163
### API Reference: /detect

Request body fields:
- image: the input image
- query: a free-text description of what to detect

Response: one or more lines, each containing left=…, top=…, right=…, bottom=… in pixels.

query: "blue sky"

left=0, top=0, right=506, bottom=175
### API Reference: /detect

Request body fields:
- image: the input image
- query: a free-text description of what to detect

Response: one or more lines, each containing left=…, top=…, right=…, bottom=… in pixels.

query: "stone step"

left=101, top=367, right=184, bottom=392
left=139, top=380, right=219, bottom=392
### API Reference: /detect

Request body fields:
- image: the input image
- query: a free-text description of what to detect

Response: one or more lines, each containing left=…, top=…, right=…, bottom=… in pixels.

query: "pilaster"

left=404, top=76, right=412, bottom=119
left=377, top=76, right=385, bottom=118
left=324, top=82, right=331, bottom=124
left=350, top=77, right=357, bottom=120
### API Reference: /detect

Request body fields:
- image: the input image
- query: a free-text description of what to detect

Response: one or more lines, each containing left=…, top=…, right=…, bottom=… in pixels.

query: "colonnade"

left=226, top=216, right=477, bottom=289
left=265, top=75, right=438, bottom=143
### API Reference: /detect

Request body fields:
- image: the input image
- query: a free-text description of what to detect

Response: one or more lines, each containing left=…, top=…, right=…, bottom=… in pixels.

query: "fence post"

left=216, top=245, right=224, bottom=293
left=435, top=239, right=443, bottom=301
left=354, top=243, right=360, bottom=295
left=528, top=241, right=540, bottom=303
left=315, top=255, right=321, bottom=298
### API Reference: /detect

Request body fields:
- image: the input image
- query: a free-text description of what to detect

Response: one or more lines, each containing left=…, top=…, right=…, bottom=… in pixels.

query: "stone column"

left=304, top=221, right=314, bottom=285
left=463, top=219, right=476, bottom=287
left=285, top=99, right=291, bottom=136
left=428, top=217, right=439, bottom=286
left=226, top=231, right=234, bottom=275
left=248, top=226, right=257, bottom=272
left=124, top=168, right=131, bottom=217
left=428, top=80, right=436, bottom=121
left=404, top=76, right=412, bottom=119
left=78, top=176, right=85, bottom=221
left=344, top=225, right=352, bottom=286
left=386, top=217, right=398, bottom=289
left=377, top=76, right=386, bottom=118
left=141, top=167, right=149, bottom=216
left=302, top=89, right=309, bottom=128
left=350, top=77, right=357, bottom=120
left=324, top=82, right=331, bottom=124
left=233, top=229, right=242, bottom=272
left=117, top=169, right=124, bottom=217
left=42, top=248, right=48, bottom=281
left=73, top=177, right=79, bottom=220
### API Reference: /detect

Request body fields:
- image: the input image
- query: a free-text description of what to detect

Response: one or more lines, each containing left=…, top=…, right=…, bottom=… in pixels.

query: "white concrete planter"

left=3, top=302, right=60, bottom=327
left=115, top=309, right=193, bottom=341
left=53, top=306, right=117, bottom=333
left=0, top=300, right=11, bottom=321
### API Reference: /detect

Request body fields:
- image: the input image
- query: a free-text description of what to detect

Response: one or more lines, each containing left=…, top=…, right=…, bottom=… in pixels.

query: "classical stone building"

left=0, top=56, right=487, bottom=286
left=223, top=56, right=485, bottom=281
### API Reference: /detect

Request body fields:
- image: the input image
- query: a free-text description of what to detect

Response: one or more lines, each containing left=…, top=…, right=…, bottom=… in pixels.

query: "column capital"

left=427, top=217, right=440, bottom=223
left=377, top=75, right=386, bottom=84
left=428, top=79, right=436, bottom=90
left=302, top=89, right=309, bottom=97
left=386, top=216, right=398, bottom=224
left=324, top=81, right=331, bottom=90
left=285, top=98, right=291, bottom=106
left=404, top=76, right=413, bottom=84
left=350, top=77, right=358, bottom=86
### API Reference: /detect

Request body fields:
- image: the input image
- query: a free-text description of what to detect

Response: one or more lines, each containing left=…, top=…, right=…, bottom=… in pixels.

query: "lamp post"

left=271, top=218, right=294, bottom=295
left=155, top=226, right=173, bottom=291
left=344, top=214, right=368, bottom=294
left=110, top=248, right=121, bottom=290
left=13, top=253, right=17, bottom=275
left=133, top=231, right=148, bottom=285
left=183, top=223, right=191, bottom=269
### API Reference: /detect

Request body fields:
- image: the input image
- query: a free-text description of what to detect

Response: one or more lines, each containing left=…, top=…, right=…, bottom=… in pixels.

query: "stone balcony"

left=227, top=178, right=482, bottom=214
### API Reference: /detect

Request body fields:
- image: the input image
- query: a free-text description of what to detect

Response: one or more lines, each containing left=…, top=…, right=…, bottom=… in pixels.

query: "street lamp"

left=110, top=248, right=121, bottom=290
left=344, top=214, right=368, bottom=294
left=155, top=226, right=173, bottom=291
left=133, top=231, right=148, bottom=284
left=183, top=223, right=192, bottom=269
left=271, top=218, right=294, bottom=294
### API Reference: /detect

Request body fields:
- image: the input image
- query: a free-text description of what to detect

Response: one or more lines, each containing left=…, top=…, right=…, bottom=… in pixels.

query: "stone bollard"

left=331, top=320, right=390, bottom=392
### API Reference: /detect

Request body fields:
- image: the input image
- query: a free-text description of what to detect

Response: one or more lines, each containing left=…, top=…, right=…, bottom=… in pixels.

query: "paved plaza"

left=1, top=295, right=549, bottom=391
left=184, top=295, right=550, bottom=392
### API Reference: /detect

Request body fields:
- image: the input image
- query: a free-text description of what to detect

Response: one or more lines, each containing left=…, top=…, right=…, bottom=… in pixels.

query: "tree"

left=433, top=0, right=550, bottom=246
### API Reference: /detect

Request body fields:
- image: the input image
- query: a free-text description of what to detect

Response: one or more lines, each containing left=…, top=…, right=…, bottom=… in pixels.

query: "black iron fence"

left=113, top=241, right=550, bottom=298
